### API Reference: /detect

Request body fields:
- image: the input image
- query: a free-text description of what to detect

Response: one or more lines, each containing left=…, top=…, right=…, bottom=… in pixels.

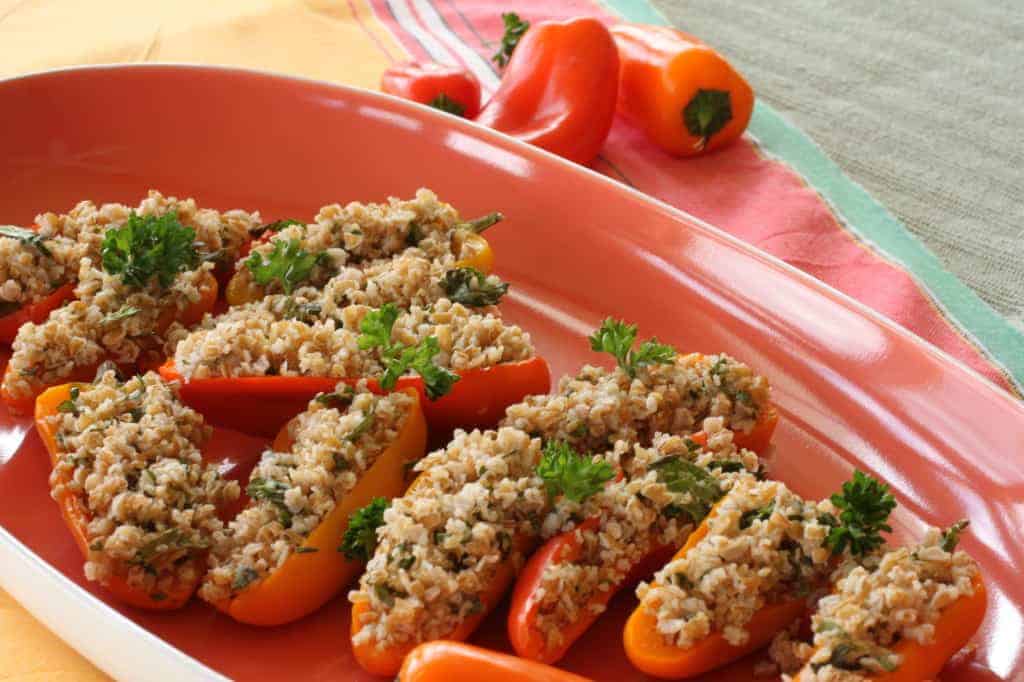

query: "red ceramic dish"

left=0, top=65, right=1021, bottom=681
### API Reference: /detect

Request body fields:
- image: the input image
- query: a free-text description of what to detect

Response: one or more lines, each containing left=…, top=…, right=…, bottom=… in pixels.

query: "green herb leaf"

left=340, top=497, right=389, bottom=561
left=651, top=458, right=723, bottom=522
left=588, top=318, right=677, bottom=378
left=0, top=225, right=52, bottom=258
left=428, top=93, right=465, bottom=116
left=536, top=440, right=614, bottom=504
left=133, top=527, right=208, bottom=565
left=252, top=218, right=303, bottom=239
left=282, top=297, right=323, bottom=323
left=441, top=267, right=509, bottom=307
left=232, top=566, right=260, bottom=591
left=57, top=386, right=81, bottom=415
left=246, top=477, right=293, bottom=526
left=739, top=502, right=776, bottom=530
left=940, top=519, right=969, bottom=552
left=824, top=471, right=897, bottom=556
left=315, top=385, right=356, bottom=409
left=492, top=12, right=529, bottom=67
left=101, top=212, right=199, bottom=289
left=346, top=402, right=376, bottom=442
left=295, top=546, right=319, bottom=554
left=244, top=238, right=323, bottom=294
left=102, top=306, right=141, bottom=324
left=682, top=89, right=733, bottom=151
left=357, top=303, right=400, bottom=352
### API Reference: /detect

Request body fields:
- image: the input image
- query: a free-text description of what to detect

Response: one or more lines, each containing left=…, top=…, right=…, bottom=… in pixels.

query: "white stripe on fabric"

left=387, top=0, right=457, bottom=64
left=410, top=0, right=501, bottom=93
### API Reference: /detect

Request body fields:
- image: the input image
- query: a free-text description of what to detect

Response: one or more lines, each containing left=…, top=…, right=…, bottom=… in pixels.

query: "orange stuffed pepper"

left=35, top=373, right=243, bottom=609
left=199, top=384, right=426, bottom=625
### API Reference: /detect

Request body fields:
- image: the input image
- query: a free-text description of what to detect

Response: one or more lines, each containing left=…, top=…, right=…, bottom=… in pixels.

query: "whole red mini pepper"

left=382, top=62, right=482, bottom=118
left=475, top=17, right=619, bottom=165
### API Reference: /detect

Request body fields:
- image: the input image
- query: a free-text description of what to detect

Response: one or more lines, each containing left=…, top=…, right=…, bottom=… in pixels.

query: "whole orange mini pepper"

left=1, top=272, right=218, bottom=415
left=34, top=382, right=234, bottom=609
left=476, top=17, right=620, bottom=165
left=382, top=62, right=482, bottom=118
left=210, top=388, right=427, bottom=626
left=611, top=23, right=754, bottom=156
left=623, top=499, right=806, bottom=679
left=399, top=641, right=592, bottom=682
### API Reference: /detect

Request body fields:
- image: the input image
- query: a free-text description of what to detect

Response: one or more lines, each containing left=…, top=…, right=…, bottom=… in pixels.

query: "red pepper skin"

left=475, top=17, right=619, bottom=165
left=158, top=356, right=551, bottom=438
left=382, top=62, right=482, bottom=118
left=0, top=281, right=76, bottom=345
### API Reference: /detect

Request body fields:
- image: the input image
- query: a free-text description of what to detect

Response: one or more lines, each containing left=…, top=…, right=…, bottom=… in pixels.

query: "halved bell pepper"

left=792, top=572, right=987, bottom=681
left=509, top=434, right=714, bottom=664
left=0, top=282, right=76, bottom=345
left=1, top=273, right=218, bottom=415
left=35, top=383, right=208, bottom=609
left=399, top=641, right=592, bottom=682
left=210, top=387, right=427, bottom=626
left=158, top=355, right=551, bottom=439
left=623, top=498, right=806, bottom=679
left=224, top=225, right=495, bottom=306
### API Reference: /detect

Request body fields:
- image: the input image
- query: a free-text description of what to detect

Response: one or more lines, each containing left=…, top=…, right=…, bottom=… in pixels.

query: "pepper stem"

left=682, top=89, right=733, bottom=151
left=461, top=212, right=504, bottom=234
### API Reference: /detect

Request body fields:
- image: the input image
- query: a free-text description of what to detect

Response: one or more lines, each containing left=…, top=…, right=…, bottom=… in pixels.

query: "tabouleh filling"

left=502, top=352, right=770, bottom=453
left=0, top=230, right=73, bottom=309
left=636, top=478, right=836, bottom=650
left=172, top=299, right=533, bottom=380
left=200, top=383, right=414, bottom=602
left=349, top=427, right=548, bottom=650
left=788, top=526, right=980, bottom=680
left=233, top=189, right=495, bottom=297
left=46, top=371, right=238, bottom=596
left=530, top=420, right=764, bottom=650
left=2, top=192, right=260, bottom=402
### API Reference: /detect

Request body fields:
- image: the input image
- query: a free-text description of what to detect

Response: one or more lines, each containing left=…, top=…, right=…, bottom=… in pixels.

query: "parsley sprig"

left=588, top=318, right=677, bottom=378
left=492, top=12, right=529, bottom=67
left=101, top=212, right=199, bottom=289
left=441, top=267, right=509, bottom=307
left=245, top=238, right=324, bottom=294
left=820, top=471, right=896, bottom=556
left=0, top=225, right=52, bottom=258
left=340, top=497, right=389, bottom=561
left=357, top=303, right=460, bottom=400
left=536, top=440, right=614, bottom=504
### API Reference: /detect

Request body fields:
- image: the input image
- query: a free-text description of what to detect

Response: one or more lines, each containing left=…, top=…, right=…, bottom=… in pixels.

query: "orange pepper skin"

left=158, top=356, right=551, bottom=439
left=475, top=17, right=619, bottom=166
left=793, top=572, right=987, bottom=681
left=622, top=499, right=804, bottom=679
left=1, top=273, right=217, bottom=416
left=213, top=388, right=427, bottom=626
left=399, top=641, right=592, bottom=682
left=34, top=384, right=206, bottom=609
left=382, top=62, right=482, bottom=118
left=0, top=281, right=76, bottom=345
left=611, top=23, right=754, bottom=157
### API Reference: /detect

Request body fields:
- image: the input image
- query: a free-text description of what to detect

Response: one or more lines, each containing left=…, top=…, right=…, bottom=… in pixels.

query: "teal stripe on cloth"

left=600, top=0, right=1024, bottom=392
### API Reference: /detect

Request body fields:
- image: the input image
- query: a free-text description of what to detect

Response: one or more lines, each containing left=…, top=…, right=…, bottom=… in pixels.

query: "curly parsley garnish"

left=101, top=212, right=199, bottom=289
left=820, top=471, right=896, bottom=556
left=340, top=497, right=389, bottom=561
left=245, top=238, right=324, bottom=294
left=588, top=318, right=676, bottom=378
left=441, top=267, right=509, bottom=307
left=651, top=458, right=723, bottom=522
left=357, top=303, right=460, bottom=400
left=0, top=225, right=52, bottom=258
left=428, top=93, right=465, bottom=116
left=536, top=440, right=614, bottom=504
left=492, top=12, right=529, bottom=67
